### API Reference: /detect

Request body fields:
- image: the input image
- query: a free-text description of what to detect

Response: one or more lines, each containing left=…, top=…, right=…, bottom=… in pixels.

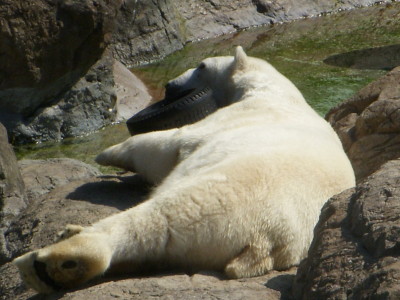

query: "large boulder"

left=18, top=158, right=102, bottom=201
left=326, top=66, right=400, bottom=181
left=293, top=65, right=400, bottom=299
left=0, top=123, right=26, bottom=265
left=0, top=0, right=122, bottom=143
left=293, top=159, right=400, bottom=299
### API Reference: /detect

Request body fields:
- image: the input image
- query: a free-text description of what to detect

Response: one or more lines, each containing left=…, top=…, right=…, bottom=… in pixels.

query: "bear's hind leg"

left=224, top=244, right=274, bottom=279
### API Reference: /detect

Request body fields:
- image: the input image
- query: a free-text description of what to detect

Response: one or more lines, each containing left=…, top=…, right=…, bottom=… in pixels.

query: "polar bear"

left=13, top=46, right=355, bottom=294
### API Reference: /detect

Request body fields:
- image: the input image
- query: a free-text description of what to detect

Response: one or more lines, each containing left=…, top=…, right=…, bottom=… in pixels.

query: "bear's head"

left=165, top=46, right=307, bottom=110
left=165, top=46, right=250, bottom=108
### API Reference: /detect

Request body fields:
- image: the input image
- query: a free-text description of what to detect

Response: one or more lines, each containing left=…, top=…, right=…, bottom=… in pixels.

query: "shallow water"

left=15, top=3, right=400, bottom=172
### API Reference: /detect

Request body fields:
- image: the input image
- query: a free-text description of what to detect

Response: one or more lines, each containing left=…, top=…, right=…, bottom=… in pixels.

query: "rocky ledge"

left=326, top=66, right=400, bottom=181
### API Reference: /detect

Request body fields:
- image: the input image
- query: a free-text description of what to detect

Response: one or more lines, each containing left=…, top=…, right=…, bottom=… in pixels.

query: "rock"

left=1, top=263, right=295, bottom=300
left=0, top=157, right=101, bottom=264
left=0, top=0, right=121, bottom=143
left=293, top=159, right=400, bottom=299
left=324, top=44, right=400, bottom=71
left=18, top=158, right=102, bottom=201
left=12, top=53, right=118, bottom=144
left=113, top=60, right=152, bottom=122
left=326, top=66, right=400, bottom=181
left=0, top=123, right=26, bottom=265
left=10, top=51, right=152, bottom=144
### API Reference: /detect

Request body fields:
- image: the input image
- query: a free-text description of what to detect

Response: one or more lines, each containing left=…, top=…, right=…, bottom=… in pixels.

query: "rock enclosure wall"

left=326, top=66, right=400, bottom=181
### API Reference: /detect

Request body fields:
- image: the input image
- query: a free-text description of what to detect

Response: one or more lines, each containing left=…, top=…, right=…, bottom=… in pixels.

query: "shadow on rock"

left=66, top=174, right=150, bottom=210
left=265, top=273, right=295, bottom=300
left=323, top=44, right=400, bottom=70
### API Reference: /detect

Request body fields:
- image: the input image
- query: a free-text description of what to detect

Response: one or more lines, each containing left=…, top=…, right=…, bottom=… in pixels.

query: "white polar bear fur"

left=13, top=46, right=355, bottom=294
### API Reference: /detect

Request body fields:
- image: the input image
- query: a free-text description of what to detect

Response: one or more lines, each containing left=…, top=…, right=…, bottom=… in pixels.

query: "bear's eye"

left=198, top=62, right=206, bottom=70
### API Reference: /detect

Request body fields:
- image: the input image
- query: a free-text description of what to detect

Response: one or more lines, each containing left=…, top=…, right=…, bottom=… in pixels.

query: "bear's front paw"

left=56, top=224, right=84, bottom=242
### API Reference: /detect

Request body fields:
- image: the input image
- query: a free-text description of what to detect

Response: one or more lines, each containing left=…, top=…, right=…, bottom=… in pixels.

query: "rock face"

left=326, top=66, right=400, bottom=181
left=0, top=0, right=395, bottom=143
left=18, top=158, right=102, bottom=202
left=0, top=0, right=122, bottom=143
left=293, top=64, right=400, bottom=299
left=0, top=124, right=26, bottom=265
left=293, top=159, right=400, bottom=299
left=11, top=53, right=118, bottom=144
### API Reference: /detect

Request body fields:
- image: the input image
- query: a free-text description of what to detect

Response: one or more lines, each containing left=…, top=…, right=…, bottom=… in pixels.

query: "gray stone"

left=10, top=52, right=118, bottom=144
left=0, top=123, right=26, bottom=265
left=18, top=158, right=102, bottom=201
left=0, top=0, right=120, bottom=138
left=113, top=60, right=152, bottom=122
left=326, top=66, right=400, bottom=181
left=293, top=159, right=400, bottom=299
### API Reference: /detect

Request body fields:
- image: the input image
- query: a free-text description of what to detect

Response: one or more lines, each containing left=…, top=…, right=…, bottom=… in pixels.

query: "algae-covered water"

left=15, top=3, right=400, bottom=172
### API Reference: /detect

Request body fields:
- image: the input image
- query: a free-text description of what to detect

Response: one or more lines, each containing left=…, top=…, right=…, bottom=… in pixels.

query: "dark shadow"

left=66, top=174, right=151, bottom=210
left=323, top=44, right=400, bottom=70
left=265, top=274, right=296, bottom=300
left=28, top=294, right=51, bottom=300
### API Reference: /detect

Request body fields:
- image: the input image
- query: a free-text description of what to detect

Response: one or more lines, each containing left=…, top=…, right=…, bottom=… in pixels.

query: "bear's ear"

left=234, top=46, right=248, bottom=71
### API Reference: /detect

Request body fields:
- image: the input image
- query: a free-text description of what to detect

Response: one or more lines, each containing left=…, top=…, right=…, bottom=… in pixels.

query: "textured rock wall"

left=0, top=124, right=26, bottom=265
left=0, top=0, right=121, bottom=143
left=293, top=159, right=400, bottom=299
left=293, top=57, right=400, bottom=300
left=326, top=66, right=400, bottom=181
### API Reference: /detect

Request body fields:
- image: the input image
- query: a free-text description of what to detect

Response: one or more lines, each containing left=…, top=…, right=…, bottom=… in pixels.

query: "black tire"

left=126, top=87, right=218, bottom=135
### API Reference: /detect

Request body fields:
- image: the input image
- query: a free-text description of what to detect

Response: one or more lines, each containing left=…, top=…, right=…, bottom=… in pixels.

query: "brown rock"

left=326, top=66, right=400, bottom=181
left=113, top=60, right=152, bottom=122
left=18, top=158, right=102, bottom=201
left=293, top=159, right=400, bottom=299
left=0, top=0, right=121, bottom=143
left=0, top=123, right=26, bottom=264
left=0, top=0, right=119, bottom=114
left=0, top=172, right=149, bottom=299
